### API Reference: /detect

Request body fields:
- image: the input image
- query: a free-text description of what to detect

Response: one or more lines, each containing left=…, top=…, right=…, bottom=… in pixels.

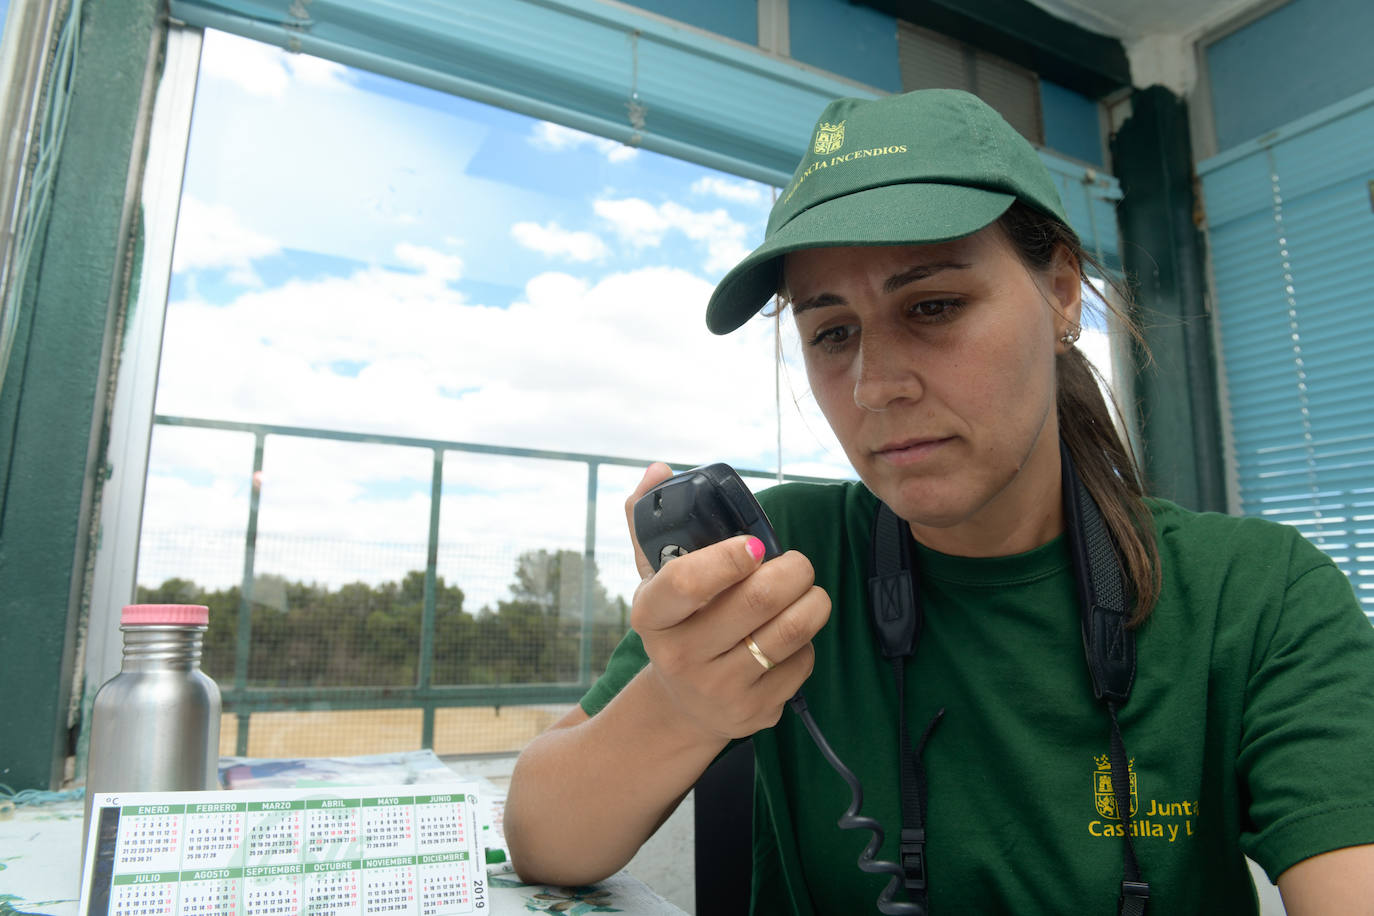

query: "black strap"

left=869, top=502, right=918, bottom=659
left=1060, top=441, right=1148, bottom=914
left=869, top=503, right=931, bottom=910
left=868, top=441, right=1148, bottom=913
left=1061, top=440, right=1137, bottom=705
left=1109, top=701, right=1149, bottom=916
left=893, top=660, right=924, bottom=899
left=890, top=659, right=944, bottom=908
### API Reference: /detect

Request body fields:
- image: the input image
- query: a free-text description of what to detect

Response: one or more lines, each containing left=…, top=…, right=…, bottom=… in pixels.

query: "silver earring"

left=1060, top=323, right=1081, bottom=346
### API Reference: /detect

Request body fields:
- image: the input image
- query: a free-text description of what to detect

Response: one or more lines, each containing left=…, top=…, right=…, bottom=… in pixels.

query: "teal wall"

left=0, top=0, right=161, bottom=790
left=788, top=0, right=903, bottom=92
left=1041, top=80, right=1102, bottom=167
left=621, top=0, right=906, bottom=93
left=624, top=0, right=906, bottom=94
left=1208, top=0, right=1374, bottom=150
left=619, top=0, right=757, bottom=45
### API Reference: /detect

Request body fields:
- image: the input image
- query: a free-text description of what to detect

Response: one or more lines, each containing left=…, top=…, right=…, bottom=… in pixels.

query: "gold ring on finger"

left=744, top=635, right=776, bottom=671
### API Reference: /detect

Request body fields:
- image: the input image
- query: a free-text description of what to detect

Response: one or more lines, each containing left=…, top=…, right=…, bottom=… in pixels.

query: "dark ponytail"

left=998, top=202, right=1161, bottom=625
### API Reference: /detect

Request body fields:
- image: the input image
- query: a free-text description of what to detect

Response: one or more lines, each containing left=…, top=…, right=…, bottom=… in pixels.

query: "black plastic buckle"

left=1119, top=880, right=1150, bottom=914
left=900, top=828, right=927, bottom=891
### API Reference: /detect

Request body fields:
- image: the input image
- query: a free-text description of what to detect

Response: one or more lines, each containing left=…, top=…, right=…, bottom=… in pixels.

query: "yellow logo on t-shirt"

left=1089, top=756, right=1198, bottom=842
left=1093, top=754, right=1137, bottom=819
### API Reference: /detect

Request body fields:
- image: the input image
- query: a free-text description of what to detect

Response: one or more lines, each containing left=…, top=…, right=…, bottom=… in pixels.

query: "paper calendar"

left=79, top=786, right=487, bottom=916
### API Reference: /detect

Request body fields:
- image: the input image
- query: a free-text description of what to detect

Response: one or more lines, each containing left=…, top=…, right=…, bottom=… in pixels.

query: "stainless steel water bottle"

left=83, top=604, right=222, bottom=841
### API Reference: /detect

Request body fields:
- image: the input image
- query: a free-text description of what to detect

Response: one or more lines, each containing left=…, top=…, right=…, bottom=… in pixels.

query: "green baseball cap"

left=705, top=88, right=1069, bottom=334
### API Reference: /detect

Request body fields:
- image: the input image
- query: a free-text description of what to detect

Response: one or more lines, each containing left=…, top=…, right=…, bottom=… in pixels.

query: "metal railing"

left=152, top=414, right=843, bottom=754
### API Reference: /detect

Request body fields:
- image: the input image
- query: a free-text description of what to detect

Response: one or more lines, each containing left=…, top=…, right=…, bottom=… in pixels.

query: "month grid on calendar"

left=80, top=787, right=486, bottom=916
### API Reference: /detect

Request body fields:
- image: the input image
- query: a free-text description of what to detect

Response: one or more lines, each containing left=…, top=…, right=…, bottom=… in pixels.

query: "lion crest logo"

left=1094, top=755, right=1138, bottom=819
left=813, top=121, right=846, bottom=156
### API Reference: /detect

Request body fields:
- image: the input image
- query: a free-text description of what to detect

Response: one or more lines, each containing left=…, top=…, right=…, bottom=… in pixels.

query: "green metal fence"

left=151, top=414, right=841, bottom=754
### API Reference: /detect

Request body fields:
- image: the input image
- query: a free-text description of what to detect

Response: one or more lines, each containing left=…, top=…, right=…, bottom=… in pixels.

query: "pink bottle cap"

left=121, top=604, right=210, bottom=626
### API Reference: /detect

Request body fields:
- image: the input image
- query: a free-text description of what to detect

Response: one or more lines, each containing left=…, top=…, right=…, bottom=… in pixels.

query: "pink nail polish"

left=746, top=537, right=766, bottom=561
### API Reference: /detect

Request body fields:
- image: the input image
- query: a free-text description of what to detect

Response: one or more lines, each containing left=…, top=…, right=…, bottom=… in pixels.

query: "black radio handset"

left=633, top=464, right=924, bottom=915
left=634, top=463, right=783, bottom=573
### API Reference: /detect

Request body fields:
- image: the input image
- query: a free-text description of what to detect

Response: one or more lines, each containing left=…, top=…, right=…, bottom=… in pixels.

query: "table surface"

left=0, top=795, right=687, bottom=916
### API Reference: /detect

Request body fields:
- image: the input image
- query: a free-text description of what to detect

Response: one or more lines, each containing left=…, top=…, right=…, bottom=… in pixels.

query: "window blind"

left=1042, top=155, right=1122, bottom=272
left=168, top=0, right=1120, bottom=264
left=894, top=19, right=1118, bottom=267
left=1199, top=86, right=1374, bottom=622
left=167, top=0, right=878, bottom=188
left=897, top=21, right=1044, bottom=145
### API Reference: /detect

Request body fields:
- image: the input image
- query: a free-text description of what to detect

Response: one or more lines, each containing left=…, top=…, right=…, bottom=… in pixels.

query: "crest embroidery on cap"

left=813, top=121, right=845, bottom=156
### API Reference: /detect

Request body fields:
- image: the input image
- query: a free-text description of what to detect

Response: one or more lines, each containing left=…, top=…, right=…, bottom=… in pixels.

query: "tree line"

left=135, top=548, right=631, bottom=688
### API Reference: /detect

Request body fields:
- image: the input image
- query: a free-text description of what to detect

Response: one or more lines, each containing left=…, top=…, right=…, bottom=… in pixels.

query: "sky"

left=139, top=30, right=1121, bottom=613
left=140, top=30, right=847, bottom=611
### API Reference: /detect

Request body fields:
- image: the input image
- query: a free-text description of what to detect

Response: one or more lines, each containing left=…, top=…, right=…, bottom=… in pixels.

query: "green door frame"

left=1111, top=86, right=1228, bottom=512
left=0, top=0, right=165, bottom=790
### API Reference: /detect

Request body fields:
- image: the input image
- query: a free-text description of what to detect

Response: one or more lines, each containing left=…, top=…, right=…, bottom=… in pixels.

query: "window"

left=136, top=30, right=845, bottom=756
left=897, top=21, right=1044, bottom=144
left=1200, top=93, right=1374, bottom=622
left=93, top=5, right=1133, bottom=759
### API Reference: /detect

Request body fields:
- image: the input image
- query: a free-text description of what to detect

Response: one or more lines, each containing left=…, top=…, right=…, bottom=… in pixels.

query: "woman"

left=504, top=89, right=1374, bottom=913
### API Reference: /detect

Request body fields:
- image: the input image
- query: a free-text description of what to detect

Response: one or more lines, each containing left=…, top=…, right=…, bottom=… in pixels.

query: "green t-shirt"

left=581, top=482, right=1374, bottom=913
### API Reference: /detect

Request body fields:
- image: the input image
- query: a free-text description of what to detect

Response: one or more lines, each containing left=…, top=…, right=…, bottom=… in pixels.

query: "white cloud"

left=590, top=198, right=668, bottom=246
left=528, top=122, right=583, bottom=152
left=604, top=144, right=640, bottom=164
left=156, top=256, right=819, bottom=442
left=528, top=121, right=639, bottom=163
left=288, top=53, right=352, bottom=91
left=691, top=176, right=770, bottom=206
left=395, top=242, right=464, bottom=282
left=144, top=243, right=853, bottom=603
left=594, top=197, right=754, bottom=274
left=510, top=221, right=609, bottom=262
left=199, top=32, right=289, bottom=98
left=172, top=195, right=282, bottom=285
left=661, top=202, right=753, bottom=273
left=199, top=30, right=353, bottom=99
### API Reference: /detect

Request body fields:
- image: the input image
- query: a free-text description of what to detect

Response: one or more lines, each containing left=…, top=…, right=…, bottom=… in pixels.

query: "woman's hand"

left=506, top=462, right=829, bottom=886
left=624, top=463, right=831, bottom=744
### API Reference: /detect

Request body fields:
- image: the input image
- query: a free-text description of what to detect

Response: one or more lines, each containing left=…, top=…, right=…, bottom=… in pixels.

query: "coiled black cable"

left=787, top=693, right=925, bottom=916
